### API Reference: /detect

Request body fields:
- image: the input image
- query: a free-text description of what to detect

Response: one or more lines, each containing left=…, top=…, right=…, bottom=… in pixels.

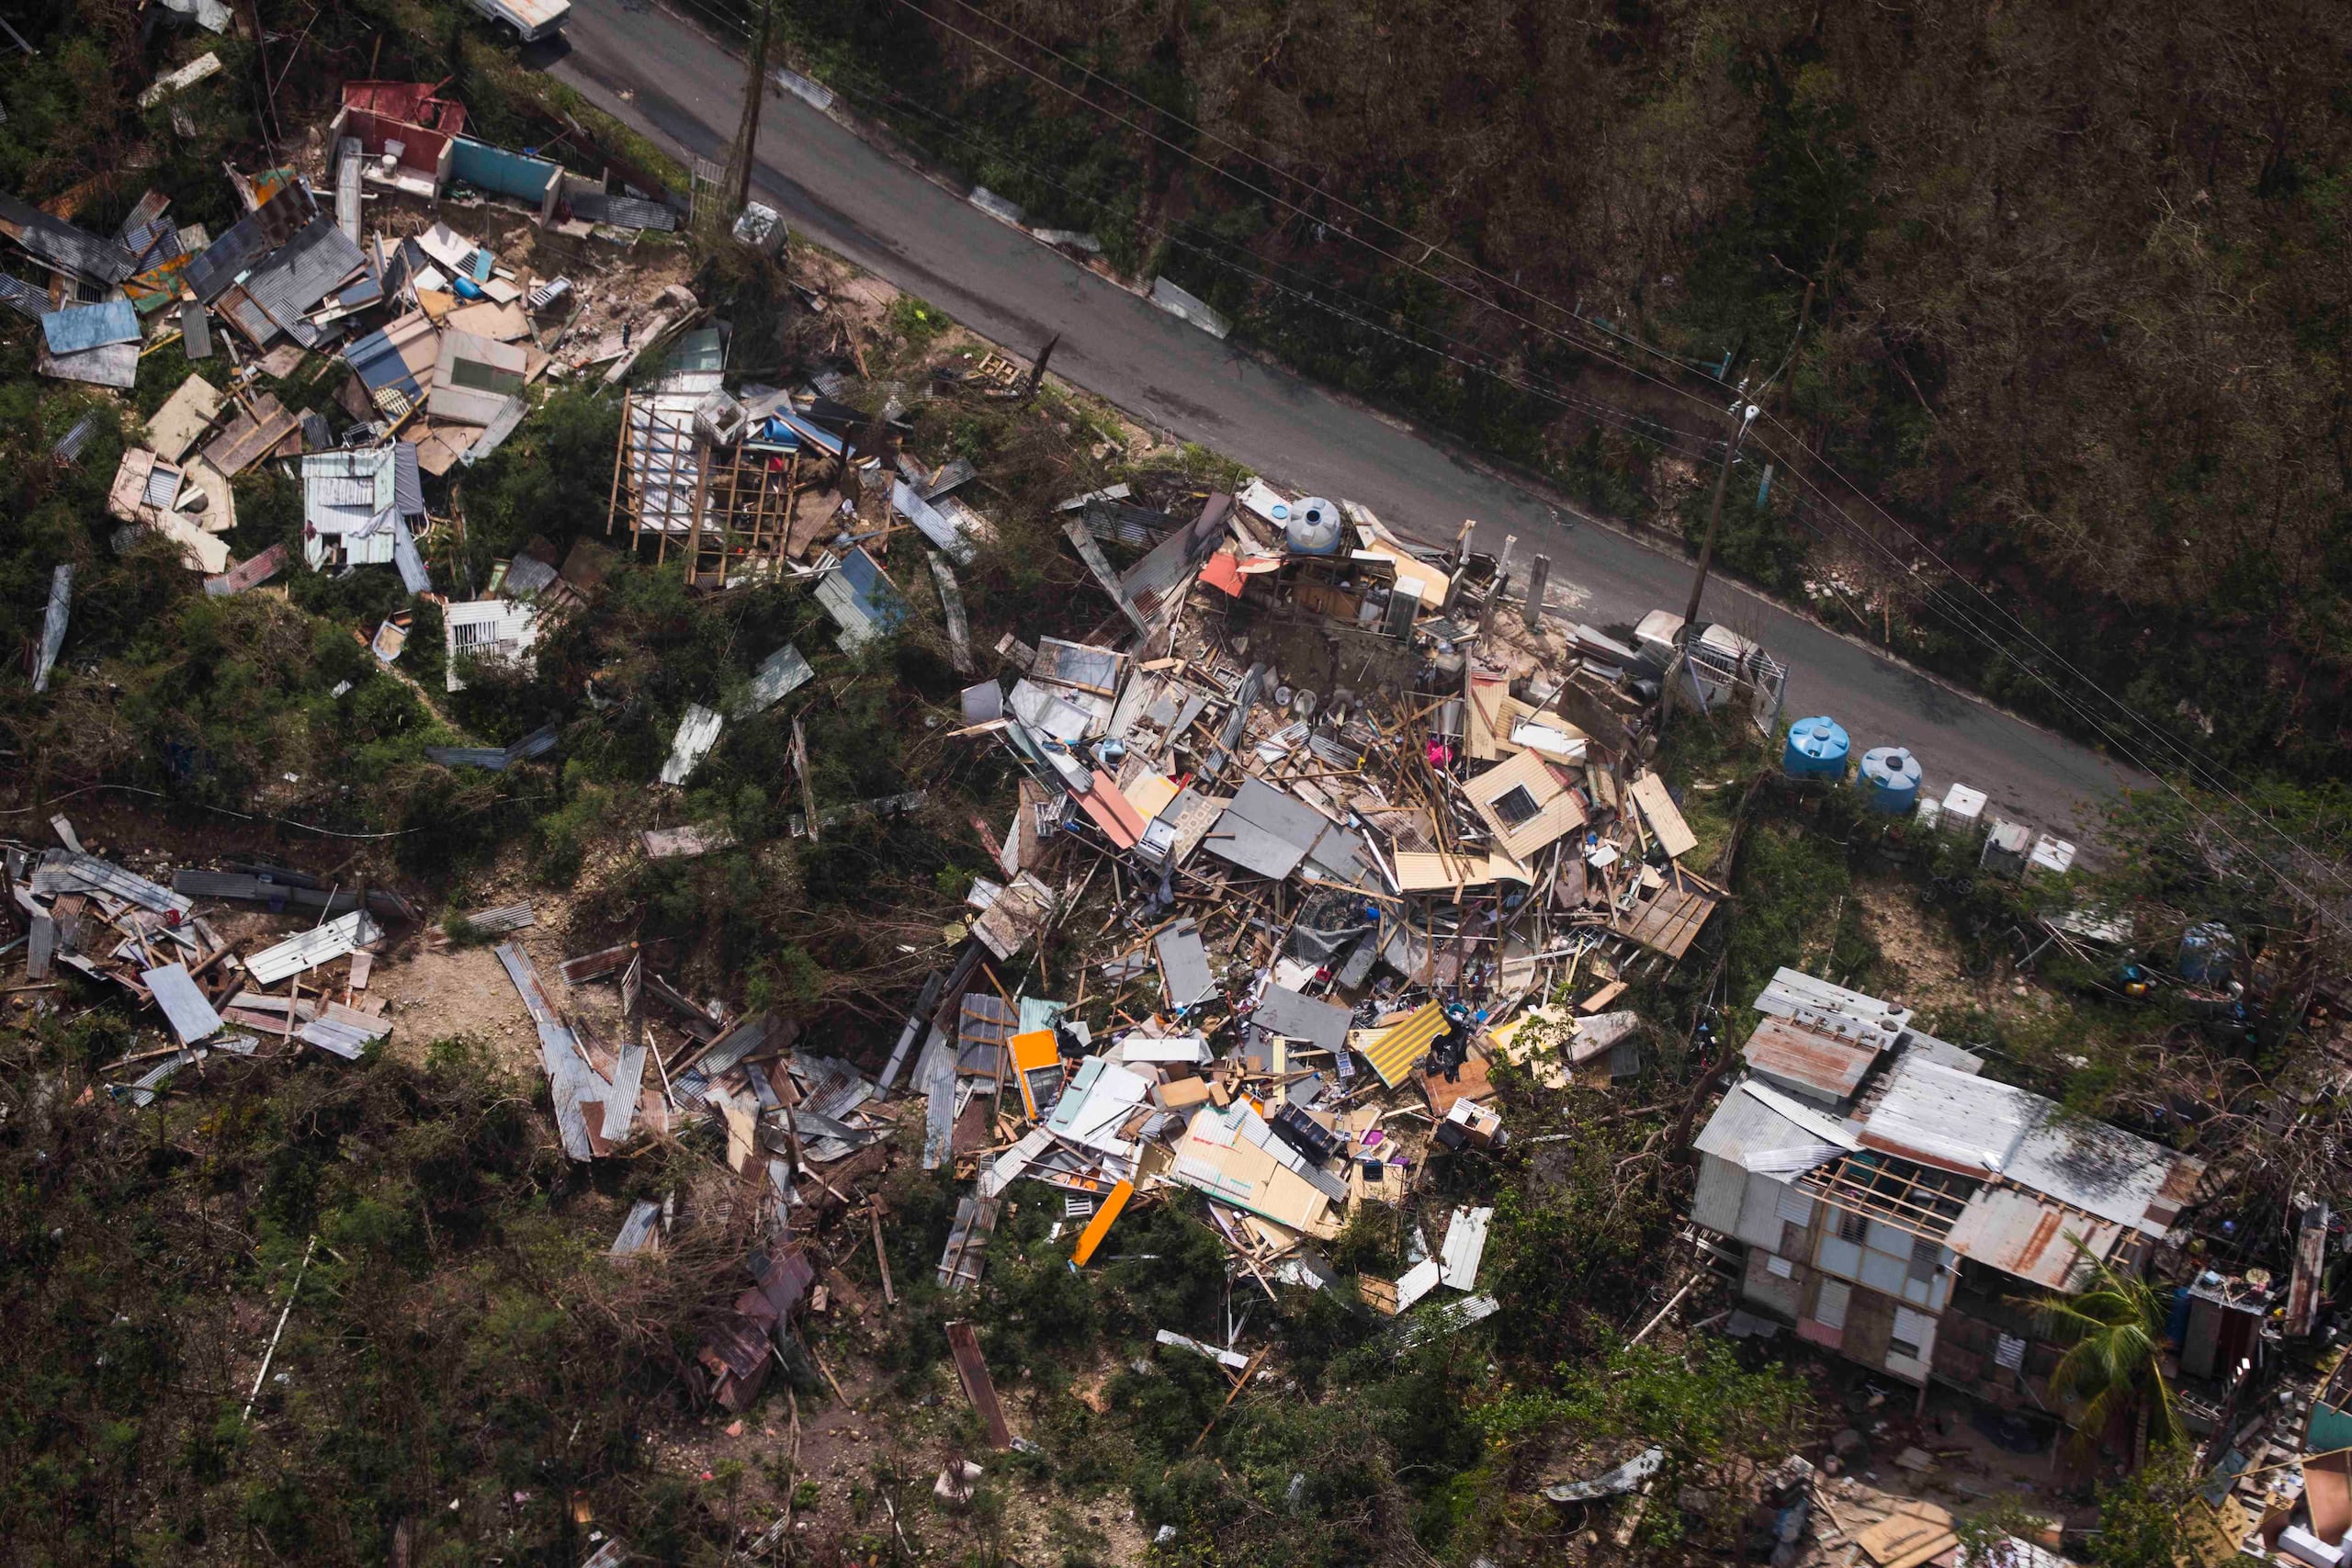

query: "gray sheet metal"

left=1154, top=921, right=1217, bottom=1010
left=567, top=192, right=677, bottom=231
left=141, top=962, right=224, bottom=1043
left=1202, top=815, right=1306, bottom=881
left=610, top=1199, right=662, bottom=1256
left=36, top=848, right=192, bottom=916
left=180, top=299, right=212, bottom=359
left=243, top=215, right=365, bottom=333
left=298, top=1018, right=375, bottom=1059
left=739, top=645, right=814, bottom=716
left=391, top=518, right=431, bottom=594
left=0, top=271, right=52, bottom=321
left=32, top=563, right=72, bottom=693
left=1250, top=985, right=1352, bottom=1054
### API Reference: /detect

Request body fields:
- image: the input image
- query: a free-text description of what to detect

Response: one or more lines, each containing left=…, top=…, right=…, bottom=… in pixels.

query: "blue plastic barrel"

left=1783, top=716, right=1849, bottom=779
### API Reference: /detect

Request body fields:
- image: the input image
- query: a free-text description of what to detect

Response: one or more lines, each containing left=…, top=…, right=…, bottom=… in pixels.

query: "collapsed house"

left=5, top=68, right=714, bottom=611
left=1691, top=968, right=2210, bottom=1415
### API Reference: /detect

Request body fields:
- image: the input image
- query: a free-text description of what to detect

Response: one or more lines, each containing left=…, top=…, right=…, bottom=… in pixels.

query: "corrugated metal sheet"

left=35, top=848, right=190, bottom=915
left=42, top=300, right=140, bottom=354
left=244, top=215, right=366, bottom=333
left=1860, top=1055, right=2037, bottom=1178
left=567, top=192, right=677, bottom=231
left=2005, top=1114, right=2201, bottom=1237
left=219, top=289, right=277, bottom=346
left=181, top=300, right=212, bottom=359
left=891, top=479, right=977, bottom=564
left=141, top=962, right=223, bottom=1043
left=1743, top=1016, right=1878, bottom=1102
left=244, top=909, right=380, bottom=986
left=51, top=412, right=99, bottom=463
left=32, top=563, right=73, bottom=694
left=0, top=271, right=52, bottom=320
left=391, top=518, right=431, bottom=594
left=181, top=181, right=314, bottom=303
left=120, top=216, right=182, bottom=268
left=1439, top=1204, right=1492, bottom=1289
left=1941, top=1186, right=2121, bottom=1290
left=1692, top=1080, right=1847, bottom=1174
left=0, top=192, right=138, bottom=282
left=660, top=705, right=725, bottom=785
left=738, top=645, right=813, bottom=716
left=1360, top=1001, right=1447, bottom=1088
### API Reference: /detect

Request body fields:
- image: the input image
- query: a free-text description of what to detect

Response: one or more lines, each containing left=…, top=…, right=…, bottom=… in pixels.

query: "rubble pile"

left=4, top=78, right=708, bottom=632
left=6, top=825, right=414, bottom=1096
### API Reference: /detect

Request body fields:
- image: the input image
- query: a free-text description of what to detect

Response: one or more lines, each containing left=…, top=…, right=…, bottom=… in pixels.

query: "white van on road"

left=465, top=0, right=571, bottom=43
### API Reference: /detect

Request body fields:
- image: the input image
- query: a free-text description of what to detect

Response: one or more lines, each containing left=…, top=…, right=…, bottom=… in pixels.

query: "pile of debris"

left=5, top=73, right=710, bottom=657
left=818, top=469, right=1744, bottom=1334
left=5, top=821, right=414, bottom=1099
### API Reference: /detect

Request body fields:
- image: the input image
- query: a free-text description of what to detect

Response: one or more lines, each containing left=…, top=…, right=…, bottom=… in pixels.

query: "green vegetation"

left=2031, top=1245, right=2185, bottom=1461
left=0, top=1035, right=737, bottom=1564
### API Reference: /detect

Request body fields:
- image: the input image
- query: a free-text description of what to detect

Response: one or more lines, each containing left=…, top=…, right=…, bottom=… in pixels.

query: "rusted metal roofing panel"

left=1942, top=1186, right=2121, bottom=1291
left=1743, top=1016, right=1878, bottom=1102
left=204, top=542, right=287, bottom=596
left=0, top=192, right=138, bottom=282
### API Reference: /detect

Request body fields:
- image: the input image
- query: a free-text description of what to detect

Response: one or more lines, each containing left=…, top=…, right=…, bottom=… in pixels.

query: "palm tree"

left=2025, top=1236, right=2184, bottom=1463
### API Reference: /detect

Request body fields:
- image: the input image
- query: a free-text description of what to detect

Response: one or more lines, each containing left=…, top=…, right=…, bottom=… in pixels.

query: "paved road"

left=542, top=2, right=2134, bottom=840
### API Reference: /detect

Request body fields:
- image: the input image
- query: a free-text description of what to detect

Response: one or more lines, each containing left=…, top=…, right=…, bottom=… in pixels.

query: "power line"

left=893, top=0, right=2312, bottom=826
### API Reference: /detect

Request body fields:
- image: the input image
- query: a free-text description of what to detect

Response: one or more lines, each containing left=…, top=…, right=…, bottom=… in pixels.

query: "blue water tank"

left=2179, top=922, right=2234, bottom=987
left=1857, top=746, right=1922, bottom=814
left=1783, top=716, right=1849, bottom=779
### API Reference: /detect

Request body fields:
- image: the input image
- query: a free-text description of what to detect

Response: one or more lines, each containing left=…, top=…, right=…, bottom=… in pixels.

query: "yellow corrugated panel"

left=1361, top=1001, right=1447, bottom=1088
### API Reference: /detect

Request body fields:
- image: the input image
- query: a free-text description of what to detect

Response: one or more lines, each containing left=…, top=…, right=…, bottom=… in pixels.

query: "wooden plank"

left=944, top=1320, right=1012, bottom=1449
left=1626, top=771, right=1698, bottom=860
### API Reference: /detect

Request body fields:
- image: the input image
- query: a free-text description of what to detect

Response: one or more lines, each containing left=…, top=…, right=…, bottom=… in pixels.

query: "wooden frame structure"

left=605, top=389, right=814, bottom=589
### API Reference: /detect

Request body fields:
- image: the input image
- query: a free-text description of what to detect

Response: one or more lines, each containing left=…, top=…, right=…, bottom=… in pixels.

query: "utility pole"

left=1651, top=394, right=1758, bottom=739
left=1020, top=333, right=1058, bottom=401
left=718, top=0, right=776, bottom=224
left=1680, top=394, right=1759, bottom=633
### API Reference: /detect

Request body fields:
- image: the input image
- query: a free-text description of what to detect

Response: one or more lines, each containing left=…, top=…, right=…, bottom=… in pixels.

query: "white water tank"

left=1285, top=496, right=1343, bottom=556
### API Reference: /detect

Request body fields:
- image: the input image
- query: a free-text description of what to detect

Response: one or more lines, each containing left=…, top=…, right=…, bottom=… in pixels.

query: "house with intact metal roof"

left=1690, top=967, right=2206, bottom=1421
